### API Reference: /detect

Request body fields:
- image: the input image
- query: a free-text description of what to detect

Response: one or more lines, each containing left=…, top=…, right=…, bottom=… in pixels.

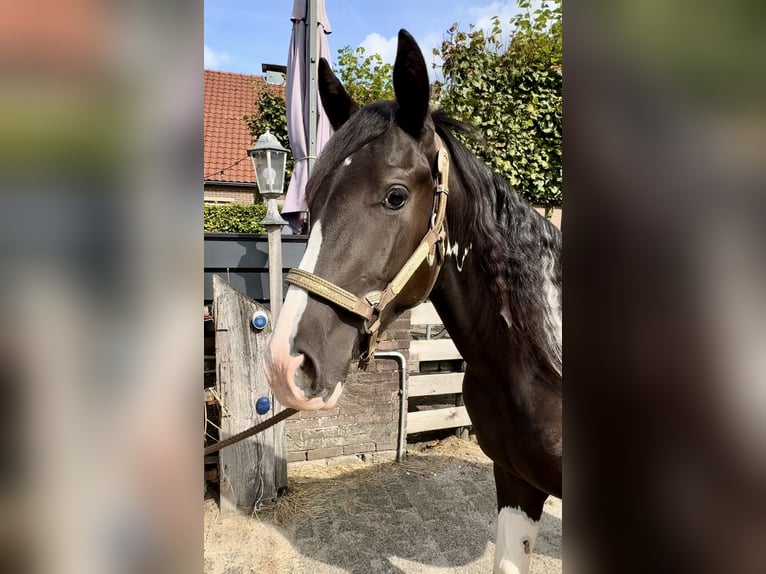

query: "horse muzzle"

left=264, top=336, right=343, bottom=411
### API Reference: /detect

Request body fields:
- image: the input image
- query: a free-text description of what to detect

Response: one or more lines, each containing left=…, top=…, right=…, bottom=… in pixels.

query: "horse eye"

left=383, top=186, right=408, bottom=210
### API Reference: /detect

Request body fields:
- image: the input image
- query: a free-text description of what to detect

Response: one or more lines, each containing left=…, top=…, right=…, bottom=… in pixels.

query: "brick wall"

left=285, top=311, right=411, bottom=462
left=204, top=184, right=256, bottom=205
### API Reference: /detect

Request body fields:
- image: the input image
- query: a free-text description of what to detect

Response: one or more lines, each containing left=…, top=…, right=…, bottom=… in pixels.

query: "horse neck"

left=429, top=255, right=510, bottom=374
left=428, top=176, right=562, bottom=379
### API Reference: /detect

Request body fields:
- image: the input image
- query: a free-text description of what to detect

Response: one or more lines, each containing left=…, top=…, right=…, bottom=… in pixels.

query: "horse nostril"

left=295, top=352, right=319, bottom=397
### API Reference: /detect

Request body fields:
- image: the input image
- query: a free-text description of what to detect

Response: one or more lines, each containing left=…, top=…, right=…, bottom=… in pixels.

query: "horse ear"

left=318, top=58, right=359, bottom=131
left=393, top=29, right=430, bottom=136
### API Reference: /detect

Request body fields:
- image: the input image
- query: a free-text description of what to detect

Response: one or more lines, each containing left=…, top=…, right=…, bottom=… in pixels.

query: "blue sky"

left=204, top=0, right=525, bottom=79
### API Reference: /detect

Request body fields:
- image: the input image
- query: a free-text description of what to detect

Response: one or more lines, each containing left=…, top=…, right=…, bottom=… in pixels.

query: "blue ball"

left=255, top=396, right=271, bottom=415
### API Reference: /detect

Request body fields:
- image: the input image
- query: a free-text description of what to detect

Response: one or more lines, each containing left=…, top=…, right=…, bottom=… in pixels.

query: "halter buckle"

left=363, top=317, right=381, bottom=335
left=365, top=291, right=382, bottom=307
left=358, top=326, right=380, bottom=370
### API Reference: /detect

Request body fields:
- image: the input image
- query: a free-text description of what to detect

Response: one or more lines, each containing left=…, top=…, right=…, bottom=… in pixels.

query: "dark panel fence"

left=204, top=233, right=308, bottom=304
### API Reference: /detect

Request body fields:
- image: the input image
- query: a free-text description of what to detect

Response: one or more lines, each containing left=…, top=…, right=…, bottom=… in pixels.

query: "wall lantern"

left=248, top=131, right=289, bottom=225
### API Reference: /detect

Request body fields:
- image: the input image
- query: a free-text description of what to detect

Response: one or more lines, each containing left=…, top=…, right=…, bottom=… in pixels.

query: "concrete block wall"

left=285, top=312, right=411, bottom=462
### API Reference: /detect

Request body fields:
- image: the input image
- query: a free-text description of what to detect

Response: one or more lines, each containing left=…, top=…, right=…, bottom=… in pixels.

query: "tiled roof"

left=204, top=69, right=269, bottom=184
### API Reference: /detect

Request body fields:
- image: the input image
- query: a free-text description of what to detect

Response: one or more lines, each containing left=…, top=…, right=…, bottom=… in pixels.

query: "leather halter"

left=285, top=136, right=450, bottom=369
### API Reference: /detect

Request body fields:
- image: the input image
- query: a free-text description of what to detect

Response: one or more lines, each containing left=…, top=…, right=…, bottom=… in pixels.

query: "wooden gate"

left=407, top=302, right=471, bottom=436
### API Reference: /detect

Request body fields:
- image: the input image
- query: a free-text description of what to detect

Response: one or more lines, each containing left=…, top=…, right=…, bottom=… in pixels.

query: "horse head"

left=265, top=30, right=446, bottom=410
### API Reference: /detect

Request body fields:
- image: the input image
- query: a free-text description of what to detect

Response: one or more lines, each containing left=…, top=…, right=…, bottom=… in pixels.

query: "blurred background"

left=565, top=1, right=765, bottom=572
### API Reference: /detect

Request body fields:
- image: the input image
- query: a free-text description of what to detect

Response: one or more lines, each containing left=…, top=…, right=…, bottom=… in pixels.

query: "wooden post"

left=454, top=393, right=470, bottom=440
left=456, top=360, right=469, bottom=440
left=213, top=274, right=287, bottom=514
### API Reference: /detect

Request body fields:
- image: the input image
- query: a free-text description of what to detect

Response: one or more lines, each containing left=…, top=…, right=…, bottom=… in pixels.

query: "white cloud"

left=419, top=31, right=445, bottom=81
left=204, top=44, right=230, bottom=69
left=359, top=33, right=398, bottom=66
left=359, top=31, right=444, bottom=81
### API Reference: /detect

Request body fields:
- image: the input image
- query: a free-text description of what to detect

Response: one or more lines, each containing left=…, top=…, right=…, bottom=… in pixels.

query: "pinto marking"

left=494, top=506, right=541, bottom=574
left=541, top=251, right=562, bottom=375
left=445, top=241, right=472, bottom=272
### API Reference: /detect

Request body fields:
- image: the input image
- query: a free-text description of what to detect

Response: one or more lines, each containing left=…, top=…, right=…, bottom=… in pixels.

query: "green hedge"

left=437, top=2, right=562, bottom=206
left=204, top=203, right=273, bottom=234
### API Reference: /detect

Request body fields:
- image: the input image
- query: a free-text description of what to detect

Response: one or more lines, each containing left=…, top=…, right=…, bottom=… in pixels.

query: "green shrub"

left=437, top=0, right=562, bottom=206
left=204, top=203, right=273, bottom=234
left=336, top=46, right=394, bottom=105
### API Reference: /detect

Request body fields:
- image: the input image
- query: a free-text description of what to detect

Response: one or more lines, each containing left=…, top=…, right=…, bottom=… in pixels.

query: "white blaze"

left=276, top=219, right=323, bottom=347
left=266, top=221, right=334, bottom=409
left=494, top=506, right=541, bottom=574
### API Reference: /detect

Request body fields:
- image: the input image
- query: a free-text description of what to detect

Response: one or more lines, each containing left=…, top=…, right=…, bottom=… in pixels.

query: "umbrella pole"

left=307, top=0, right=318, bottom=176
left=306, top=0, right=318, bottom=232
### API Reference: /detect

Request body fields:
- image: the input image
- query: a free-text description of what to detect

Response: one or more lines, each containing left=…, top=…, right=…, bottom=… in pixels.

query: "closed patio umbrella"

left=283, top=0, right=333, bottom=234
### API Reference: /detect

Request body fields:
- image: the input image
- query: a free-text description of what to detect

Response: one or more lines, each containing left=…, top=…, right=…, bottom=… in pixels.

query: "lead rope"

left=204, top=408, right=297, bottom=455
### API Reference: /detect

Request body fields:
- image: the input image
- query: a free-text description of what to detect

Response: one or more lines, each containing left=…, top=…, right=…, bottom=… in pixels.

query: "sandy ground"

left=204, top=436, right=561, bottom=573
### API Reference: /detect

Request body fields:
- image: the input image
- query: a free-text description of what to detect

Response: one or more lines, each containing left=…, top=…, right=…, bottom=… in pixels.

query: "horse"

left=265, top=29, right=562, bottom=574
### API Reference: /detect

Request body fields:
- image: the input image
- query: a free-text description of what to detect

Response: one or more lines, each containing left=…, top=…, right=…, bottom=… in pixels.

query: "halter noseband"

left=285, top=136, right=450, bottom=369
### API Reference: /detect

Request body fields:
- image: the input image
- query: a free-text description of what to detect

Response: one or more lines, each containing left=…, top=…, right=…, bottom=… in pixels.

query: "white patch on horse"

left=541, top=251, right=562, bottom=375
left=272, top=221, right=323, bottom=353
left=445, top=241, right=472, bottom=272
left=494, top=506, right=540, bottom=574
left=343, top=156, right=352, bottom=166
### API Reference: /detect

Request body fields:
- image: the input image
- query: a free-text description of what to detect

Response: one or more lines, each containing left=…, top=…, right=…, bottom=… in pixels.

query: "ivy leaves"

left=335, top=46, right=394, bottom=105
left=243, top=82, right=293, bottom=185
left=437, top=0, right=562, bottom=206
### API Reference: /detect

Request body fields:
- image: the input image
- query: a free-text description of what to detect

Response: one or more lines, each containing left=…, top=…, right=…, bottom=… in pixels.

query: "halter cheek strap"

left=285, top=136, right=450, bottom=369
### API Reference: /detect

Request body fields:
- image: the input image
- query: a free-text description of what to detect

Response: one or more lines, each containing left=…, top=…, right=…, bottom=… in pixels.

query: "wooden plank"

left=213, top=274, right=287, bottom=515
left=407, top=406, right=472, bottom=434
left=454, top=394, right=470, bottom=440
left=408, top=373, right=464, bottom=397
left=410, top=301, right=443, bottom=325
left=410, top=339, right=462, bottom=363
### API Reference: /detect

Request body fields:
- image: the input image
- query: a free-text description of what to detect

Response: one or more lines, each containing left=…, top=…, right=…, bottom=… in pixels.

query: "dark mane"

left=433, top=111, right=562, bottom=378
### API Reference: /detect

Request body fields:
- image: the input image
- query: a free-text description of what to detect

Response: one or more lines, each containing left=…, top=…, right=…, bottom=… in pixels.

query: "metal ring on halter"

left=363, top=317, right=381, bottom=335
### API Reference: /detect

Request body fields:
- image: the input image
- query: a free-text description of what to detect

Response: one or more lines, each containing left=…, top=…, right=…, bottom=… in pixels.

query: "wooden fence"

left=407, top=302, right=471, bottom=436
